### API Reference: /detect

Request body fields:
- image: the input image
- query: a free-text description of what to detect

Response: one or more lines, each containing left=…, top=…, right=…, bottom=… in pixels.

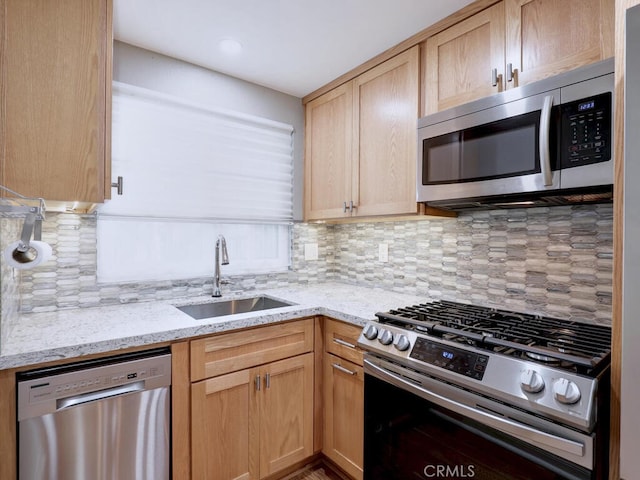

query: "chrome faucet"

left=212, top=234, right=229, bottom=297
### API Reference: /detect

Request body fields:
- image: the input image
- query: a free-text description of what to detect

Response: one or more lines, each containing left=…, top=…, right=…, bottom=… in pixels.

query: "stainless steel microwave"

left=417, top=59, right=614, bottom=210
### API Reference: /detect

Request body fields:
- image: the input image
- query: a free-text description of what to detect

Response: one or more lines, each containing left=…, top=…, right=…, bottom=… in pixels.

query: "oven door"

left=364, top=355, right=599, bottom=480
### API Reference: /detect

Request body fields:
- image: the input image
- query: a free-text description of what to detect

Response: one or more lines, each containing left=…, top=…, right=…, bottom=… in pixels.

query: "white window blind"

left=97, top=82, right=294, bottom=283
left=102, top=82, right=294, bottom=221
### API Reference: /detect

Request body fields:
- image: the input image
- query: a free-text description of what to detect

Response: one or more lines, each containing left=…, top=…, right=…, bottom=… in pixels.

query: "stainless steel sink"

left=176, top=296, right=294, bottom=320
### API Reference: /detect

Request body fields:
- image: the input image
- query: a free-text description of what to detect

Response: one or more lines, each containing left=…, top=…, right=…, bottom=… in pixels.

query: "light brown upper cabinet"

left=305, top=46, right=419, bottom=220
left=304, top=83, right=354, bottom=220
left=0, top=0, right=112, bottom=207
left=424, top=2, right=506, bottom=115
left=423, top=0, right=614, bottom=115
left=504, top=0, right=614, bottom=87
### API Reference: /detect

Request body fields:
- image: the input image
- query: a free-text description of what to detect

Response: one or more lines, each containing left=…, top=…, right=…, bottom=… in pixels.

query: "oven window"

left=422, top=111, right=541, bottom=185
left=364, top=374, right=592, bottom=480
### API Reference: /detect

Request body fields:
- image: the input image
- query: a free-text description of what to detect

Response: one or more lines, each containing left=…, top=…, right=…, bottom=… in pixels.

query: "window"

left=97, top=82, right=294, bottom=282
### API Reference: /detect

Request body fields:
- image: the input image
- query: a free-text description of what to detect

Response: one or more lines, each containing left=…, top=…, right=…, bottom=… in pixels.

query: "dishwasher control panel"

left=17, top=350, right=171, bottom=421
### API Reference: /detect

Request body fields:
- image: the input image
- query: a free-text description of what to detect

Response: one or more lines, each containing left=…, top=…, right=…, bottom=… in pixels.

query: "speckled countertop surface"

left=0, top=282, right=426, bottom=370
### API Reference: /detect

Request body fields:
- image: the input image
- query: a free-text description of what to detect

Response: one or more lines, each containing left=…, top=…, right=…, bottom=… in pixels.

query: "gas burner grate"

left=377, top=300, right=611, bottom=374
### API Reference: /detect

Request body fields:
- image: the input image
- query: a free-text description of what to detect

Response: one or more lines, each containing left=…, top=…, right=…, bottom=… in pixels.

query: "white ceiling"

left=113, top=0, right=475, bottom=98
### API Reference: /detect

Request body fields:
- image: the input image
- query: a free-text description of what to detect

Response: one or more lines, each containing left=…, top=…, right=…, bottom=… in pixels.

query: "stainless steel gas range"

left=358, top=300, right=611, bottom=480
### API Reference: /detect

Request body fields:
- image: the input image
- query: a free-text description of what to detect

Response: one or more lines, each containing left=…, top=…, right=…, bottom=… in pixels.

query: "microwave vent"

left=426, top=186, right=613, bottom=211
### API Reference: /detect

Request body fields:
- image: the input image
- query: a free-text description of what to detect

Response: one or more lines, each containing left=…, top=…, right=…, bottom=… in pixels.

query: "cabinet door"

left=354, top=46, right=420, bottom=217
left=323, top=353, right=364, bottom=480
left=424, top=2, right=506, bottom=114
left=505, top=0, right=614, bottom=88
left=259, top=353, right=314, bottom=477
left=304, top=83, right=354, bottom=220
left=191, top=369, right=259, bottom=480
left=1, top=0, right=111, bottom=203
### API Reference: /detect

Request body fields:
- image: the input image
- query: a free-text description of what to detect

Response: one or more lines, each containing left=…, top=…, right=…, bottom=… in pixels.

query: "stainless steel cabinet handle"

left=506, top=63, right=514, bottom=82
left=332, top=363, right=357, bottom=375
left=255, top=375, right=261, bottom=391
left=343, top=201, right=355, bottom=214
left=110, top=176, right=124, bottom=195
left=57, top=381, right=144, bottom=410
left=333, top=338, right=357, bottom=349
left=265, top=373, right=271, bottom=389
left=540, top=95, right=554, bottom=186
left=491, top=68, right=498, bottom=87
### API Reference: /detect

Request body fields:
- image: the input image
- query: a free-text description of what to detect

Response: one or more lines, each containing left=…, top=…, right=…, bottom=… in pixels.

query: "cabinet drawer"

left=325, top=319, right=364, bottom=366
left=190, top=319, right=314, bottom=381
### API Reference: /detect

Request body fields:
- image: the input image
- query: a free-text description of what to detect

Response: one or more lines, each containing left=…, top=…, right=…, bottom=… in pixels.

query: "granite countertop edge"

left=0, top=282, right=426, bottom=371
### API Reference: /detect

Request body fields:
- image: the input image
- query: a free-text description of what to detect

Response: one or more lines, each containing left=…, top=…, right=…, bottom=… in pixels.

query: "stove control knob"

left=378, top=329, right=394, bottom=346
left=553, top=378, right=581, bottom=405
left=393, top=334, right=411, bottom=352
left=520, top=369, right=545, bottom=393
left=362, top=324, right=379, bottom=340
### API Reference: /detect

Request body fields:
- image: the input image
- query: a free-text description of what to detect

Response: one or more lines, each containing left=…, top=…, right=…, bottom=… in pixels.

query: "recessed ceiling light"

left=218, top=38, right=243, bottom=56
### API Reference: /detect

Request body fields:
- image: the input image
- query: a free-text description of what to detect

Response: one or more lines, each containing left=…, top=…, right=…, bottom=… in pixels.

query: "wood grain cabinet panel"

left=259, top=353, right=314, bottom=477
left=505, top=0, right=614, bottom=88
left=354, top=47, right=420, bottom=217
left=190, top=319, right=314, bottom=382
left=322, top=319, right=364, bottom=479
left=0, top=0, right=112, bottom=205
left=424, top=2, right=506, bottom=114
left=189, top=322, right=314, bottom=479
left=191, top=369, right=258, bottom=480
left=191, top=354, right=314, bottom=480
left=324, top=319, right=364, bottom=366
left=304, top=46, right=420, bottom=220
left=424, top=0, right=614, bottom=113
left=323, top=353, right=364, bottom=480
left=304, top=84, right=354, bottom=220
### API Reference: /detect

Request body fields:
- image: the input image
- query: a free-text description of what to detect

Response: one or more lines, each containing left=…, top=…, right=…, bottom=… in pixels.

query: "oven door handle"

left=364, top=359, right=585, bottom=459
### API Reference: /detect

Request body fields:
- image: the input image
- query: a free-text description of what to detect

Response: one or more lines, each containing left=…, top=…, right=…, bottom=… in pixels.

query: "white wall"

left=113, top=41, right=305, bottom=220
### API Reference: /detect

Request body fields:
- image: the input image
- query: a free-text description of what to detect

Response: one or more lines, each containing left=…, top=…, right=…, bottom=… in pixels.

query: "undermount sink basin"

left=176, top=296, right=294, bottom=320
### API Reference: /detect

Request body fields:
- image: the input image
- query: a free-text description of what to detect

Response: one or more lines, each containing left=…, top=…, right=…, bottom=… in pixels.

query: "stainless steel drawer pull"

left=333, top=338, right=357, bottom=349
left=491, top=68, right=498, bottom=87
left=255, top=375, right=261, bottom=391
left=332, top=363, right=357, bottom=375
left=265, top=373, right=271, bottom=389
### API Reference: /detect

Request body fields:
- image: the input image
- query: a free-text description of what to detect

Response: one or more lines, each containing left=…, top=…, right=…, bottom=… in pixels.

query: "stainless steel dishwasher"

left=17, top=348, right=171, bottom=480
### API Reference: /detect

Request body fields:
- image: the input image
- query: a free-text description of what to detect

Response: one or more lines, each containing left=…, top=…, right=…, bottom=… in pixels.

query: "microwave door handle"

left=540, top=95, right=554, bottom=186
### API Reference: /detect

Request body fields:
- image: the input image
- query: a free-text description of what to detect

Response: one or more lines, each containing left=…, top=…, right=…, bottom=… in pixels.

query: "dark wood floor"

left=285, top=462, right=346, bottom=480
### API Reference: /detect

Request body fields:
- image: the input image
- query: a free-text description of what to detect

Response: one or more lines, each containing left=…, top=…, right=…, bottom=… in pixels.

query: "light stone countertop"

left=0, top=282, right=426, bottom=370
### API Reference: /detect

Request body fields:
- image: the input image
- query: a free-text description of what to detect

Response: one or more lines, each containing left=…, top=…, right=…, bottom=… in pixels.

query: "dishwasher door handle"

left=56, top=381, right=145, bottom=410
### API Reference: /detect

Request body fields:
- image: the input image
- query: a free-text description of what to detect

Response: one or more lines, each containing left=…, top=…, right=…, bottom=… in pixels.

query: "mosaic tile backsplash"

left=1, top=204, right=613, bottom=328
left=1, top=218, right=23, bottom=347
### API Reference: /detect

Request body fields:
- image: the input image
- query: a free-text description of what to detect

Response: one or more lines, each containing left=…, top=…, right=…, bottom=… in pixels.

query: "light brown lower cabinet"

left=191, top=352, right=314, bottom=480
left=322, top=318, right=364, bottom=480
left=323, top=353, right=364, bottom=480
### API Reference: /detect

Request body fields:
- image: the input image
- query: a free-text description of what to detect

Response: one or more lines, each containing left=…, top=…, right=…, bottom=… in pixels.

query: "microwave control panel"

left=560, top=91, right=611, bottom=169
